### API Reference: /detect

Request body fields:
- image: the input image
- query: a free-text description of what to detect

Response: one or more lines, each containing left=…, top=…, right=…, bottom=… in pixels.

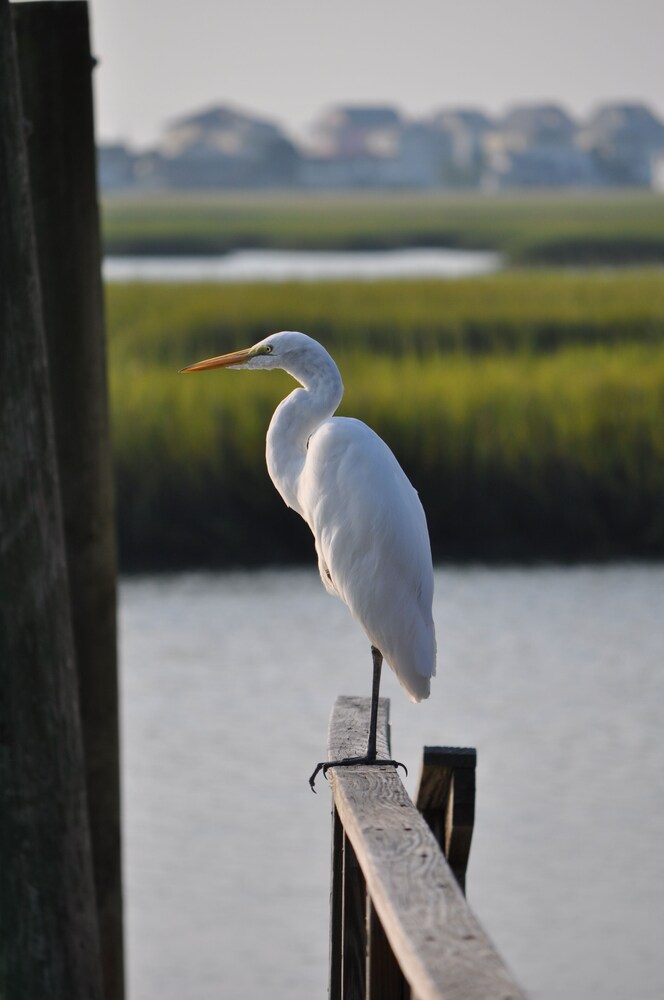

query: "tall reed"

left=108, top=275, right=664, bottom=567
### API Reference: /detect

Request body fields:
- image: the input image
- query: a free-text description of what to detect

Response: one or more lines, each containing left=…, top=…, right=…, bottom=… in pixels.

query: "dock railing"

left=326, top=696, right=527, bottom=1000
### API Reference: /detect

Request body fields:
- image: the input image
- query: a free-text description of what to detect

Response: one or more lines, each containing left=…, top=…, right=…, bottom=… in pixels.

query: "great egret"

left=180, top=331, right=436, bottom=789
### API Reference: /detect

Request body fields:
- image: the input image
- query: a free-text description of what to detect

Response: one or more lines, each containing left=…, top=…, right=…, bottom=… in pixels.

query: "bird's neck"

left=266, top=360, right=343, bottom=515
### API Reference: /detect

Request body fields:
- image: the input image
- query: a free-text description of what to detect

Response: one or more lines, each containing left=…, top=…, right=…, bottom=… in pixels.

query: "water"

left=119, top=565, right=664, bottom=1000
left=103, top=247, right=502, bottom=283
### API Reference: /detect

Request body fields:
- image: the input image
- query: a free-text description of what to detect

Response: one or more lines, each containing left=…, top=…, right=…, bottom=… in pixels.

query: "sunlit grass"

left=108, top=274, right=664, bottom=566
left=107, top=269, right=664, bottom=368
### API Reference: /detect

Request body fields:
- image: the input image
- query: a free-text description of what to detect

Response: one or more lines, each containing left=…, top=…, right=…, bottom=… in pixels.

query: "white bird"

left=180, top=331, right=436, bottom=789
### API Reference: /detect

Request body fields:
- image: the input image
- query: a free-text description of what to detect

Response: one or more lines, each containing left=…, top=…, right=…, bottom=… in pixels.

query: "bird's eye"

left=264, top=345, right=273, bottom=354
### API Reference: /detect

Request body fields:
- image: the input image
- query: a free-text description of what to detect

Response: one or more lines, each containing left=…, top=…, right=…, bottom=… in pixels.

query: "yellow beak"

left=179, top=347, right=254, bottom=373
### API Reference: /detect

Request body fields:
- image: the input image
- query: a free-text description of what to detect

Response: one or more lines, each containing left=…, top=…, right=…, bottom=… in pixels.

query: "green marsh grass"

left=108, top=271, right=664, bottom=567
left=107, top=269, right=664, bottom=364
left=103, top=190, right=664, bottom=264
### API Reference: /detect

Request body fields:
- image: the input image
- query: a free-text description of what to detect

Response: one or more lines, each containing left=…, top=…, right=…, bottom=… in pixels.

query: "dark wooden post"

left=327, top=701, right=524, bottom=999
left=12, top=4, right=124, bottom=997
left=330, top=807, right=344, bottom=998
left=328, top=697, right=409, bottom=1000
left=342, top=833, right=367, bottom=999
left=415, top=747, right=477, bottom=894
left=0, top=1, right=103, bottom=996
left=331, top=806, right=369, bottom=1000
left=366, top=898, right=409, bottom=1000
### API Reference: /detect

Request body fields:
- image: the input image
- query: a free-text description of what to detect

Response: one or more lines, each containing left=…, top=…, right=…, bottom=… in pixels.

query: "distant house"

left=483, top=103, right=598, bottom=188
left=483, top=144, right=599, bottom=190
left=309, top=105, right=402, bottom=158
left=97, top=98, right=664, bottom=193
left=97, top=142, right=136, bottom=191
left=651, top=151, right=664, bottom=192
left=578, top=103, right=664, bottom=185
left=499, top=103, right=577, bottom=147
left=141, top=105, right=300, bottom=188
left=428, top=108, right=493, bottom=184
left=302, top=105, right=439, bottom=188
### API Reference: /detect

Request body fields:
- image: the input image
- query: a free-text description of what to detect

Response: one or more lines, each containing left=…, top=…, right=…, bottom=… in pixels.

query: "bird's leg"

left=309, top=645, right=408, bottom=792
left=365, top=644, right=382, bottom=760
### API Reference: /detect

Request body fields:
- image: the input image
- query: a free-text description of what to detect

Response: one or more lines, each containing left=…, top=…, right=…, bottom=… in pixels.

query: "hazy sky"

left=87, top=0, right=664, bottom=147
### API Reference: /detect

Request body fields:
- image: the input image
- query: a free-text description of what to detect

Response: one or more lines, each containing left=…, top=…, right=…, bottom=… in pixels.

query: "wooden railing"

left=325, top=696, right=527, bottom=1000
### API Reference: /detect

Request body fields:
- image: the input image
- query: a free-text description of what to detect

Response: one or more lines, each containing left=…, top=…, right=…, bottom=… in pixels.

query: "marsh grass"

left=103, top=190, right=664, bottom=264
left=107, top=269, right=664, bottom=365
left=108, top=271, right=664, bottom=567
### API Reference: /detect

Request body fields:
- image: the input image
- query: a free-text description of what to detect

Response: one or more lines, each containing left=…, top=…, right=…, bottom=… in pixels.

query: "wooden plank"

left=12, top=6, right=123, bottom=996
left=0, top=1, right=102, bottom=995
left=342, top=832, right=367, bottom=1000
left=367, top=897, right=409, bottom=1000
left=415, top=747, right=477, bottom=893
left=327, top=697, right=527, bottom=1000
left=330, top=806, right=344, bottom=999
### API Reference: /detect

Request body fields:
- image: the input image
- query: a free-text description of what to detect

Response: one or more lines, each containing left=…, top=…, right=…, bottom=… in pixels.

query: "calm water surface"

left=119, top=565, right=664, bottom=1000
left=104, top=247, right=502, bottom=283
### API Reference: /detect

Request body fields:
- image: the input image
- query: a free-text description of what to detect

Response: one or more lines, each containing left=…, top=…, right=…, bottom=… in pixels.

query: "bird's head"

left=179, top=330, right=333, bottom=377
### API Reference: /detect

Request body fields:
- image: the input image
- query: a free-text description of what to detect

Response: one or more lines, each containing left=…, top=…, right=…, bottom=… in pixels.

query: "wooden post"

left=330, top=806, right=344, bottom=998
left=327, top=697, right=411, bottom=1000
left=0, top=1, right=103, bottom=996
left=12, top=4, right=124, bottom=997
left=415, top=748, right=477, bottom=894
left=343, top=833, right=368, bottom=999
left=366, top=898, right=409, bottom=1000
left=326, top=698, right=526, bottom=1000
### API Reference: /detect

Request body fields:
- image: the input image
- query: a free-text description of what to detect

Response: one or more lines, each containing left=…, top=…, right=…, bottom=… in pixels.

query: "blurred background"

left=89, top=1, right=664, bottom=997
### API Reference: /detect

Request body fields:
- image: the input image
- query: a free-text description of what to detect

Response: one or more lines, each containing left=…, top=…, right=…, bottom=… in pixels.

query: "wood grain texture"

left=342, top=833, right=367, bottom=1000
left=415, top=747, right=477, bottom=894
left=0, top=2, right=102, bottom=995
left=327, top=697, right=527, bottom=1000
left=330, top=806, right=344, bottom=998
left=12, top=6, right=124, bottom=996
left=367, top=897, right=409, bottom=1000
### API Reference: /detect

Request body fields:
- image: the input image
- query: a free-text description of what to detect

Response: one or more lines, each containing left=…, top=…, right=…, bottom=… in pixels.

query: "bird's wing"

left=298, top=416, right=436, bottom=702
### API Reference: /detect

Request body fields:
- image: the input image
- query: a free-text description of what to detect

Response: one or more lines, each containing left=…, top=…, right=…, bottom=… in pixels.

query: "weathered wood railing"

left=326, top=696, right=527, bottom=1000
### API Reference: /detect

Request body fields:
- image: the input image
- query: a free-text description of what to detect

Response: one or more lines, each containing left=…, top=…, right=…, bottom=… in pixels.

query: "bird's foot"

left=309, top=755, right=407, bottom=792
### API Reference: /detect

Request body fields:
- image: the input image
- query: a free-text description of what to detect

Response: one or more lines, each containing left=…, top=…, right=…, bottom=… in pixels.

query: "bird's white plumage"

left=211, top=330, right=436, bottom=702
left=300, top=416, right=435, bottom=700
